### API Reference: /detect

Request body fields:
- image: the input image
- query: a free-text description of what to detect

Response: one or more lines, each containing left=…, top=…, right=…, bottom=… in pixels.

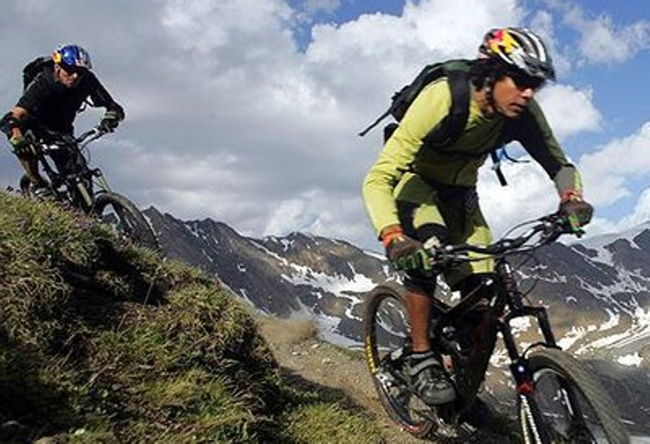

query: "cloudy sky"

left=0, top=0, right=648, bottom=251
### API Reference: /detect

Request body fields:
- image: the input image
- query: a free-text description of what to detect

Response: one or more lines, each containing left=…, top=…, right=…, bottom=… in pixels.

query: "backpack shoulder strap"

left=490, top=149, right=508, bottom=186
left=421, top=59, right=472, bottom=148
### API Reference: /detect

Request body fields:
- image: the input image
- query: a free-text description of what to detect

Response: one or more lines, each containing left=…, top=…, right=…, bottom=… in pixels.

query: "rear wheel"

left=18, top=174, right=61, bottom=201
left=93, top=192, right=158, bottom=250
left=19, top=174, right=32, bottom=196
left=364, top=283, right=435, bottom=438
left=520, top=348, right=629, bottom=444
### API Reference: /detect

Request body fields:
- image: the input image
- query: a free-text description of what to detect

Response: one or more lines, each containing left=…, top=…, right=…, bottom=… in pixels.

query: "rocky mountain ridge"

left=144, top=206, right=650, bottom=434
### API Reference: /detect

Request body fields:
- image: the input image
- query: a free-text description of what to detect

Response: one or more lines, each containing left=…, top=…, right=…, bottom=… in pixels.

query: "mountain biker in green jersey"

left=362, top=27, right=593, bottom=405
left=0, top=44, right=124, bottom=197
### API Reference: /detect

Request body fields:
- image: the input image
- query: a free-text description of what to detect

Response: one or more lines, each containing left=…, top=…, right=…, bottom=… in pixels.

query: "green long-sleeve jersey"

left=362, top=78, right=582, bottom=236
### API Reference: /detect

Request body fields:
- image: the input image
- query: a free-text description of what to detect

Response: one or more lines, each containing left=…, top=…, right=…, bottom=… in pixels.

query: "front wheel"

left=520, top=348, right=629, bottom=444
left=93, top=192, right=159, bottom=250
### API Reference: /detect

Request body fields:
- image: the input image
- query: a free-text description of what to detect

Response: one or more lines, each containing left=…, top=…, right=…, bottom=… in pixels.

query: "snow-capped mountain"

left=144, top=207, right=650, bottom=434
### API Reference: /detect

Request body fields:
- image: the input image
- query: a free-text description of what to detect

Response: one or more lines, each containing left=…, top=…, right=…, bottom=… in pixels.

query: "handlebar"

left=426, top=213, right=579, bottom=269
left=76, top=127, right=110, bottom=149
left=33, top=126, right=110, bottom=152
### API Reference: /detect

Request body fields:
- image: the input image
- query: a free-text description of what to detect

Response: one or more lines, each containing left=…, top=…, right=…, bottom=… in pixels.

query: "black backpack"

left=358, top=59, right=508, bottom=185
left=358, top=59, right=472, bottom=141
left=22, top=57, right=54, bottom=91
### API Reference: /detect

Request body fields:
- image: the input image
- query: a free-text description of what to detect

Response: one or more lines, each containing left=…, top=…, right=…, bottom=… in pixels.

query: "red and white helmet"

left=478, top=27, right=555, bottom=81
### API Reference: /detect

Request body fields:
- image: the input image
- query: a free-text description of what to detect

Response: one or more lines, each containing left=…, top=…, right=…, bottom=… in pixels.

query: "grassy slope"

left=0, top=192, right=382, bottom=443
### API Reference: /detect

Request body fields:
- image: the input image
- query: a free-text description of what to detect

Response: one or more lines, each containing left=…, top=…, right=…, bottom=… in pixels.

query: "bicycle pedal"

left=389, top=346, right=407, bottom=361
left=376, top=369, right=396, bottom=387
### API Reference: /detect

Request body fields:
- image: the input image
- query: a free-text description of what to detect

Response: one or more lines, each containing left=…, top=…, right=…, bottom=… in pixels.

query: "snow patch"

left=281, top=264, right=376, bottom=296
left=599, top=309, right=620, bottom=331
left=509, top=316, right=532, bottom=334
left=251, top=240, right=289, bottom=265
left=557, top=326, right=590, bottom=351
left=617, top=352, right=643, bottom=367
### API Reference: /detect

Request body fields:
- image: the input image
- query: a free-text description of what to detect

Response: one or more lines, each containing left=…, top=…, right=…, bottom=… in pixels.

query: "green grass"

left=0, top=192, right=383, bottom=443
left=283, top=403, right=383, bottom=443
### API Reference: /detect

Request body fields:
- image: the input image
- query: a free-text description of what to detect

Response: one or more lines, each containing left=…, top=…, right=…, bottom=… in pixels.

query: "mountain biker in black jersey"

left=0, top=44, right=125, bottom=198
left=362, top=28, right=594, bottom=406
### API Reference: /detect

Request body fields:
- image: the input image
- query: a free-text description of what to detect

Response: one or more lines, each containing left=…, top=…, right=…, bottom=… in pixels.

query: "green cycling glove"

left=9, top=134, right=32, bottom=156
left=381, top=226, right=432, bottom=272
left=559, top=191, right=593, bottom=233
left=99, top=110, right=120, bottom=132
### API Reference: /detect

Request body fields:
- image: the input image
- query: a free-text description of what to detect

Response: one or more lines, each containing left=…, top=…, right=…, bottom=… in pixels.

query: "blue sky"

left=0, top=0, right=648, bottom=251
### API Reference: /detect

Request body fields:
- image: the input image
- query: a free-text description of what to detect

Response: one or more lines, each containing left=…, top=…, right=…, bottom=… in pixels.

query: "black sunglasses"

left=59, top=64, right=87, bottom=77
left=508, top=70, right=545, bottom=91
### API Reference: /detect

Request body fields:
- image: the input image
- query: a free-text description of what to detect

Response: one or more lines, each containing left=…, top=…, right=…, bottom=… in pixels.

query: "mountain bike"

left=364, top=213, right=629, bottom=443
left=19, top=127, right=158, bottom=250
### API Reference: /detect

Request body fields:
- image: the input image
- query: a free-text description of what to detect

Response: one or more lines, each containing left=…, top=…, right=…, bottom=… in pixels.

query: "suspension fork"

left=92, top=168, right=112, bottom=192
left=75, top=177, right=94, bottom=208
left=499, top=321, right=551, bottom=444
left=497, top=258, right=556, bottom=389
left=503, top=315, right=590, bottom=431
left=496, top=260, right=563, bottom=443
left=497, top=259, right=558, bottom=347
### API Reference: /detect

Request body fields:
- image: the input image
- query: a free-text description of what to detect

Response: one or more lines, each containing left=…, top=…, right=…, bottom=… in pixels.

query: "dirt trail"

left=257, top=317, right=423, bottom=443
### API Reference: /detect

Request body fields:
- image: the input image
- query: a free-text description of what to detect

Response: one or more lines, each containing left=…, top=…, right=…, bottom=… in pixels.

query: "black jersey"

left=16, top=67, right=124, bottom=135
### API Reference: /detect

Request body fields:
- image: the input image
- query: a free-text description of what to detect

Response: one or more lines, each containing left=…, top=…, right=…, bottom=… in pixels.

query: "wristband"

left=380, top=225, right=404, bottom=249
left=560, top=189, right=582, bottom=204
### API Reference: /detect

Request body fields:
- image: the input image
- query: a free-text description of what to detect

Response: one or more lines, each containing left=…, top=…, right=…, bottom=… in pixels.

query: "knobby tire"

left=364, top=283, right=436, bottom=438
left=93, top=192, right=159, bottom=250
left=19, top=174, right=31, bottom=196
left=521, top=347, right=629, bottom=444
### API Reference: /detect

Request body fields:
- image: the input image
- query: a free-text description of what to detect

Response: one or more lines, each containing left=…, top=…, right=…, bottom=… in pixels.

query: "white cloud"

left=559, top=3, right=650, bottom=65
left=0, top=0, right=644, bottom=252
left=585, top=187, right=650, bottom=238
left=478, top=159, right=558, bottom=238
left=579, top=18, right=650, bottom=65
left=263, top=190, right=371, bottom=246
left=579, top=122, right=650, bottom=206
left=627, top=188, right=650, bottom=226
left=537, top=84, right=602, bottom=139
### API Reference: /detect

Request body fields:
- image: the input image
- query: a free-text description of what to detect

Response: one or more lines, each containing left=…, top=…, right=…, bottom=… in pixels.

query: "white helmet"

left=478, top=27, right=555, bottom=81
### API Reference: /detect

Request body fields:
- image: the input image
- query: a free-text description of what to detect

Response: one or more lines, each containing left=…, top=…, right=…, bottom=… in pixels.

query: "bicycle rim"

left=364, top=284, right=434, bottom=438
left=521, top=349, right=629, bottom=444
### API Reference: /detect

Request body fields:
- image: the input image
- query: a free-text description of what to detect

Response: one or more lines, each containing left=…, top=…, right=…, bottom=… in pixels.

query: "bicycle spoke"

left=522, top=349, right=628, bottom=444
left=534, top=372, right=603, bottom=442
left=364, top=285, right=436, bottom=438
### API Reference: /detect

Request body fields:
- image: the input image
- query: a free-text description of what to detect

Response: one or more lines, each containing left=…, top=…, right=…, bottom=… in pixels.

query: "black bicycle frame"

left=35, top=139, right=111, bottom=212
left=429, top=256, right=562, bottom=419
